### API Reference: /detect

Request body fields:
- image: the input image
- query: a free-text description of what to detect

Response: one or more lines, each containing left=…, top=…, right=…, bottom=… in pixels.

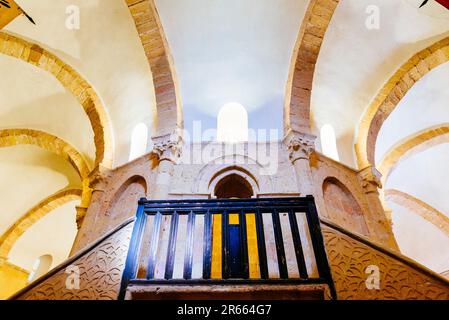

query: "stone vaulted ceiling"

left=1, top=0, right=449, bottom=276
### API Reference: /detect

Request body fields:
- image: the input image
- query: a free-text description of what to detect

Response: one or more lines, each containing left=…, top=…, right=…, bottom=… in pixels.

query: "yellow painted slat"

left=246, top=213, right=261, bottom=279
left=229, top=213, right=239, bottom=225
left=211, top=214, right=222, bottom=279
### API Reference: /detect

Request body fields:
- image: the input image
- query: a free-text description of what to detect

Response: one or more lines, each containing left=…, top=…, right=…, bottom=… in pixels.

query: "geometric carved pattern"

left=15, top=223, right=133, bottom=300
left=322, top=225, right=449, bottom=300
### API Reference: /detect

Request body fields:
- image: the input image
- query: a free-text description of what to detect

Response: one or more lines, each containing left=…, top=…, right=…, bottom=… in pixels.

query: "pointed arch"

left=0, top=128, right=91, bottom=179
left=355, top=37, right=449, bottom=169
left=126, top=0, right=183, bottom=137
left=0, top=32, right=114, bottom=168
left=284, top=0, right=340, bottom=135
left=0, top=189, right=82, bottom=258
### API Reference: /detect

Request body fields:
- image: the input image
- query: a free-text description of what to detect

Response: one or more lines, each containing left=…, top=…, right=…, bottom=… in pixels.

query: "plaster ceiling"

left=376, top=62, right=449, bottom=163
left=8, top=200, right=79, bottom=271
left=0, top=145, right=80, bottom=237
left=386, top=144, right=449, bottom=272
left=0, top=54, right=96, bottom=166
left=155, top=0, right=309, bottom=140
left=0, top=0, right=156, bottom=272
left=313, top=0, right=449, bottom=166
left=386, top=144, right=449, bottom=216
left=1, top=0, right=449, bottom=277
left=391, top=201, right=449, bottom=273
left=4, top=0, right=158, bottom=166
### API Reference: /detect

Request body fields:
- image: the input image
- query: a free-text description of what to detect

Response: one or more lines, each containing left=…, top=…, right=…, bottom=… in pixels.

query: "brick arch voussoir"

left=356, top=37, right=449, bottom=169
left=379, top=124, right=449, bottom=184
left=385, top=189, right=449, bottom=239
left=0, top=128, right=91, bottom=179
left=0, top=32, right=114, bottom=168
left=126, top=0, right=183, bottom=137
left=284, top=0, right=340, bottom=136
left=0, top=189, right=82, bottom=258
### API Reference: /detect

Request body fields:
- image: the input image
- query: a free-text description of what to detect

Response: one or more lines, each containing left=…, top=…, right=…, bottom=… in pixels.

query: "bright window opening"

left=320, top=124, right=340, bottom=161
left=217, top=103, right=249, bottom=143
left=28, top=254, right=53, bottom=283
left=129, top=123, right=148, bottom=161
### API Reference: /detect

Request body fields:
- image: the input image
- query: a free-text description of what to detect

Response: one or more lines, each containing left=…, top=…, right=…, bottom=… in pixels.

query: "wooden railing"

left=119, top=197, right=335, bottom=299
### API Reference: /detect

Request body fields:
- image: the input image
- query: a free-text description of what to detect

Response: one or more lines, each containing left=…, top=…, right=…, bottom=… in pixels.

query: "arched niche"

left=322, top=177, right=369, bottom=236
left=105, top=176, right=147, bottom=231
left=214, top=174, right=254, bottom=199
left=208, top=167, right=259, bottom=199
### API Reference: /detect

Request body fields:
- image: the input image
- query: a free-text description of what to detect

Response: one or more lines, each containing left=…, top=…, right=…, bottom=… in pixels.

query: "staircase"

left=119, top=197, right=336, bottom=300
left=12, top=197, right=449, bottom=300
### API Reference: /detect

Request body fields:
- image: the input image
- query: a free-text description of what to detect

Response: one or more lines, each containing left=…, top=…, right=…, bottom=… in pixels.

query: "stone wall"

left=12, top=138, right=449, bottom=300
left=311, top=153, right=398, bottom=250
left=71, top=154, right=158, bottom=254
left=322, top=178, right=369, bottom=236
left=170, top=141, right=300, bottom=199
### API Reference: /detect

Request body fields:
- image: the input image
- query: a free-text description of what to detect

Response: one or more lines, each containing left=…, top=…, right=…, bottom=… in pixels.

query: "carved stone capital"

left=358, top=165, right=383, bottom=193
left=283, top=129, right=316, bottom=163
left=152, top=132, right=183, bottom=163
left=87, top=165, right=112, bottom=192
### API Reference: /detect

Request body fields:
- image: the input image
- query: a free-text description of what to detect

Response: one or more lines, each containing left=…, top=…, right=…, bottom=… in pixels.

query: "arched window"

left=320, top=124, right=340, bottom=161
left=129, top=123, right=148, bottom=161
left=217, top=103, right=249, bottom=143
left=28, top=254, right=53, bottom=283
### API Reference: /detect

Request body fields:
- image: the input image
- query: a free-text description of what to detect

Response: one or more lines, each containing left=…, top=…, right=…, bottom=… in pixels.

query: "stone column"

left=70, top=166, right=111, bottom=255
left=75, top=178, right=93, bottom=230
left=152, top=132, right=183, bottom=200
left=284, top=130, right=317, bottom=196
left=358, top=165, right=399, bottom=251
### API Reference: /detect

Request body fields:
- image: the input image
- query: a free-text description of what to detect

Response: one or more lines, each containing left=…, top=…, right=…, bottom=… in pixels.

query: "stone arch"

left=208, top=167, right=259, bottom=198
left=322, top=177, right=369, bottom=236
left=127, top=0, right=183, bottom=137
left=192, top=155, right=274, bottom=195
left=355, top=37, right=449, bottom=169
left=385, top=189, right=449, bottom=239
left=105, top=175, right=147, bottom=231
left=0, top=189, right=82, bottom=258
left=0, top=128, right=91, bottom=179
left=213, top=174, right=254, bottom=199
left=378, top=124, right=449, bottom=185
left=0, top=32, right=114, bottom=168
left=284, top=0, right=340, bottom=135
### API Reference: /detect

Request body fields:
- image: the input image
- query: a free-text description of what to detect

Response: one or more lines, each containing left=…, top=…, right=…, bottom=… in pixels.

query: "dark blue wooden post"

left=118, top=199, right=146, bottom=300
